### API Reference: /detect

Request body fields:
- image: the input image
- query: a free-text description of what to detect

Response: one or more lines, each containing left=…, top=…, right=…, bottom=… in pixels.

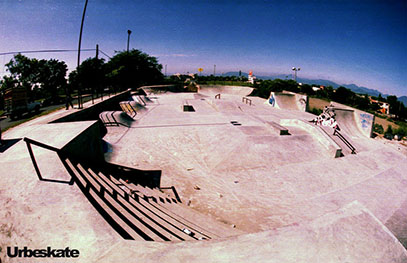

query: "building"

left=248, top=70, right=256, bottom=84
left=370, top=97, right=390, bottom=115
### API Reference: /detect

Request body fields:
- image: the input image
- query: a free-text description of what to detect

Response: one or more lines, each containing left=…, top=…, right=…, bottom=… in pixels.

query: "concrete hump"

left=267, top=91, right=308, bottom=111
left=94, top=201, right=407, bottom=263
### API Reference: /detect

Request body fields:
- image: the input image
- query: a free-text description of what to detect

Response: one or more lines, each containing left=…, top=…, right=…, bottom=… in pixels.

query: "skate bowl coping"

left=267, top=91, right=308, bottom=111
left=198, top=85, right=254, bottom=96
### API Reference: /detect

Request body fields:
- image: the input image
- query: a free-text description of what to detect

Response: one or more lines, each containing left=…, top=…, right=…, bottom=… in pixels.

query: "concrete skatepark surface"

left=0, top=86, right=406, bottom=262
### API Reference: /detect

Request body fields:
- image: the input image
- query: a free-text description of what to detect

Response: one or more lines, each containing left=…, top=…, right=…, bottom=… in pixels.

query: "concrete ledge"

left=266, top=121, right=290, bottom=135
left=280, top=119, right=342, bottom=158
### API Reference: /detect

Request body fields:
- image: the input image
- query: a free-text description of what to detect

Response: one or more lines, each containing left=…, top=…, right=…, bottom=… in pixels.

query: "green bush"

left=374, top=124, right=384, bottom=134
left=395, top=126, right=407, bottom=137
left=385, top=125, right=393, bottom=135
left=308, top=107, right=323, bottom=116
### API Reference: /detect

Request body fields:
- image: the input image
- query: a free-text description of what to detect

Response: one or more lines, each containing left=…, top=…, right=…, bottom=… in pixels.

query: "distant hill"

left=399, top=96, right=407, bottom=107
left=221, top=72, right=405, bottom=106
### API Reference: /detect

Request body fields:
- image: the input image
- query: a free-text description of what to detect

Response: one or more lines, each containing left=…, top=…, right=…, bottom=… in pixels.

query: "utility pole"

left=96, top=44, right=99, bottom=59
left=165, top=64, right=167, bottom=76
left=214, top=64, right=216, bottom=76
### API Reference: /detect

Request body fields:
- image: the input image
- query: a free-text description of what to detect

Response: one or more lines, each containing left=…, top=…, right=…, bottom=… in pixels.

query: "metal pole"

left=127, top=30, right=132, bottom=52
left=292, top=67, right=300, bottom=82
left=77, top=0, right=89, bottom=109
left=95, top=44, right=99, bottom=101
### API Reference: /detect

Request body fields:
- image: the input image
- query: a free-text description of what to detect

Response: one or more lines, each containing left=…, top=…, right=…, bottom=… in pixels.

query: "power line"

left=0, top=48, right=112, bottom=59
left=0, top=49, right=95, bottom=56
left=99, top=49, right=111, bottom=59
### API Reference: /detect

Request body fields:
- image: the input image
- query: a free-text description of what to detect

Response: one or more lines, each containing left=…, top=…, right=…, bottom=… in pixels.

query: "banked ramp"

left=332, top=107, right=373, bottom=138
left=198, top=85, right=254, bottom=96
left=267, top=91, right=308, bottom=111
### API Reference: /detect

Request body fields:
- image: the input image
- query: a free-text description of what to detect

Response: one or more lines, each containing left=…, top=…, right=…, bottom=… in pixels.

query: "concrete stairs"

left=62, top=157, right=240, bottom=242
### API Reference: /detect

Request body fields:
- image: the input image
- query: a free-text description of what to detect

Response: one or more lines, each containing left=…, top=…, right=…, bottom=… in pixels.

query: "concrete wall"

left=50, top=91, right=132, bottom=161
left=61, top=121, right=105, bottom=162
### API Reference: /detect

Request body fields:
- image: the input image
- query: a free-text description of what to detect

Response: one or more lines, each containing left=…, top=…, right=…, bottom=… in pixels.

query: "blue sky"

left=0, top=0, right=406, bottom=96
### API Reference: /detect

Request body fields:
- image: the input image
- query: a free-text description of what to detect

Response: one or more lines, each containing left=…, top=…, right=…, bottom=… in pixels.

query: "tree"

left=387, top=95, right=401, bottom=118
left=300, top=84, right=314, bottom=95
left=386, top=125, right=393, bottom=135
left=69, top=57, right=105, bottom=97
left=0, top=75, right=18, bottom=92
left=252, top=79, right=300, bottom=99
left=354, top=94, right=370, bottom=111
left=332, top=86, right=354, bottom=104
left=4, top=54, right=39, bottom=100
left=106, top=49, right=164, bottom=90
left=36, top=59, right=68, bottom=102
left=3, top=54, right=67, bottom=102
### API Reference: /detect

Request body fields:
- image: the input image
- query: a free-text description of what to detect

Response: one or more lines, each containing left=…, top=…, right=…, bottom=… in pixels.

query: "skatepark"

left=0, top=85, right=406, bottom=262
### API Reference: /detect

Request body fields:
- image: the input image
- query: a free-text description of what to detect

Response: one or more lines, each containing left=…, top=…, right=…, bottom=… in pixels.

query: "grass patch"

left=308, top=107, right=323, bottom=116
left=2, top=106, right=65, bottom=133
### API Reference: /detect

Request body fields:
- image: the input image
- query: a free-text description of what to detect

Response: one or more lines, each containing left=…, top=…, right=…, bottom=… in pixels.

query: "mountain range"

left=222, top=71, right=407, bottom=106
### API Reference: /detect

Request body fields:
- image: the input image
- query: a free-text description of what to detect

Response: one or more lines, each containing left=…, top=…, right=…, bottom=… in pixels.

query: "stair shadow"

left=0, top=138, right=21, bottom=153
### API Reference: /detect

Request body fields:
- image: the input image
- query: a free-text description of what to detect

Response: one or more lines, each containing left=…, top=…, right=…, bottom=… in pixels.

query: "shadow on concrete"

left=0, top=138, right=21, bottom=153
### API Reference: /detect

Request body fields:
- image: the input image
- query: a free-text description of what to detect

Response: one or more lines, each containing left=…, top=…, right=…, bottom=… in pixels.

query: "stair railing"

left=242, top=97, right=252, bottom=105
left=23, top=137, right=75, bottom=184
left=333, top=129, right=356, bottom=154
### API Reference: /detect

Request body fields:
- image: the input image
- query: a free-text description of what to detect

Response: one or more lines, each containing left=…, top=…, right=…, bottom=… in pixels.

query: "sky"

left=0, top=0, right=406, bottom=96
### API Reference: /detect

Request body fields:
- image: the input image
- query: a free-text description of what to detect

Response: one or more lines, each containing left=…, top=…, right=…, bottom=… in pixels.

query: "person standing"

left=65, top=88, right=74, bottom=110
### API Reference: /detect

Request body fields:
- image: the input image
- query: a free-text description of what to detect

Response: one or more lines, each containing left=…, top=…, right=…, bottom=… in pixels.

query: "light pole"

left=76, top=0, right=89, bottom=109
left=292, top=67, right=300, bottom=82
left=127, top=30, right=132, bottom=52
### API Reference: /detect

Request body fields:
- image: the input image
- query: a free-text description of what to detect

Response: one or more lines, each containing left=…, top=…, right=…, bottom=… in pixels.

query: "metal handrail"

left=23, top=137, right=74, bottom=184
left=137, top=95, right=147, bottom=106
left=242, top=97, right=252, bottom=105
left=333, top=130, right=356, bottom=154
